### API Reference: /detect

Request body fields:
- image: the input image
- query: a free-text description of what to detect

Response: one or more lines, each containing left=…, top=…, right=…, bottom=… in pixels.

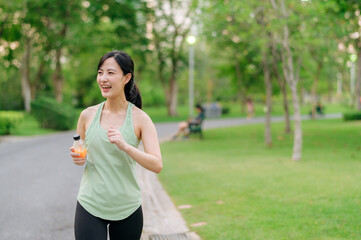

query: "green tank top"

left=77, top=101, right=141, bottom=220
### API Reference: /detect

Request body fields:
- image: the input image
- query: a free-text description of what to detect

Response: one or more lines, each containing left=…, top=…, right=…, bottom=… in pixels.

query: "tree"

left=25, top=0, right=83, bottom=103
left=254, top=3, right=274, bottom=147
left=0, top=0, right=82, bottom=110
left=0, top=0, right=148, bottom=110
left=332, top=1, right=361, bottom=109
left=202, top=0, right=275, bottom=145
left=294, top=1, right=340, bottom=119
left=0, top=1, right=30, bottom=111
left=147, top=0, right=197, bottom=116
left=65, top=0, right=149, bottom=107
left=270, top=0, right=302, bottom=160
left=270, top=39, right=291, bottom=133
left=202, top=1, right=255, bottom=110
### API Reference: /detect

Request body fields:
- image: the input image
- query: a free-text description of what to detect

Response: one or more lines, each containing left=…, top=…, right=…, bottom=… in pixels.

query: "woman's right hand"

left=70, top=146, right=86, bottom=166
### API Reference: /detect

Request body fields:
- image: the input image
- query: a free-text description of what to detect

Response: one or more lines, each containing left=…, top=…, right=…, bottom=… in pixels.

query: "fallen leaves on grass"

left=190, top=222, right=207, bottom=227
left=178, top=204, right=192, bottom=209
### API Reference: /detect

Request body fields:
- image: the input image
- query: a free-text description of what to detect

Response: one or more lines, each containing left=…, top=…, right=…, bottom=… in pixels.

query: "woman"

left=172, top=104, right=205, bottom=139
left=246, top=98, right=254, bottom=119
left=70, top=50, right=162, bottom=240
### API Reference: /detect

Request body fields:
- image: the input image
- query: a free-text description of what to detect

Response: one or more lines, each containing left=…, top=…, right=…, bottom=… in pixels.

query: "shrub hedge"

left=343, top=111, right=361, bottom=121
left=0, top=111, right=24, bottom=135
left=31, top=97, right=77, bottom=130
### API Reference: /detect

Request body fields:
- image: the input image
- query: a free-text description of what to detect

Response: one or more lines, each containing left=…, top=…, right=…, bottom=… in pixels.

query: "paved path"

left=0, top=114, right=342, bottom=239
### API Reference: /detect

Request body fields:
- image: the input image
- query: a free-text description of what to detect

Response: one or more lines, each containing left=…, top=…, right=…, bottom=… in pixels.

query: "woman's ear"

left=124, top=73, right=132, bottom=85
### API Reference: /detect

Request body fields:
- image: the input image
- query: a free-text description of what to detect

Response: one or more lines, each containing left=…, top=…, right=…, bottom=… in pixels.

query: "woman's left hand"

left=107, top=127, right=128, bottom=151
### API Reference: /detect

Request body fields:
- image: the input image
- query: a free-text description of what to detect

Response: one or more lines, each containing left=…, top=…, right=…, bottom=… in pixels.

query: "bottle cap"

left=73, top=134, right=81, bottom=141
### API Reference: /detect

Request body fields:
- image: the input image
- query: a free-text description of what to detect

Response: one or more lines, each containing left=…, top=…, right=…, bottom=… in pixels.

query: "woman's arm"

left=70, top=109, right=88, bottom=166
left=107, top=112, right=162, bottom=173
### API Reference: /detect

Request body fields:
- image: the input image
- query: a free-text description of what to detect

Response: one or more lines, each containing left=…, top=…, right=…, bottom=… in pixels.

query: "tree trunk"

left=165, top=78, right=178, bottom=116
left=165, top=40, right=179, bottom=117
left=152, top=25, right=181, bottom=117
left=263, top=52, right=272, bottom=147
left=21, top=37, right=32, bottom=112
left=256, top=8, right=273, bottom=147
left=328, top=77, right=333, bottom=103
left=271, top=40, right=291, bottom=133
left=356, top=47, right=361, bottom=110
left=294, top=56, right=302, bottom=106
left=289, top=82, right=302, bottom=160
left=235, top=61, right=247, bottom=115
left=311, top=62, right=322, bottom=119
left=272, top=0, right=303, bottom=160
left=282, top=81, right=291, bottom=134
left=283, top=43, right=302, bottom=160
left=52, top=24, right=67, bottom=103
left=53, top=47, right=64, bottom=103
left=31, top=58, right=46, bottom=100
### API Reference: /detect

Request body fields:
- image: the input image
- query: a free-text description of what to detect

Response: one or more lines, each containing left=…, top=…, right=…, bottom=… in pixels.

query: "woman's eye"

left=98, top=71, right=102, bottom=75
left=109, top=72, right=114, bottom=74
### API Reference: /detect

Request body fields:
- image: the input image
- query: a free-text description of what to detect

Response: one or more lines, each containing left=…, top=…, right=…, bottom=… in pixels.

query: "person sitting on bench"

left=316, top=102, right=324, bottom=115
left=172, top=104, right=205, bottom=140
left=309, top=102, right=324, bottom=117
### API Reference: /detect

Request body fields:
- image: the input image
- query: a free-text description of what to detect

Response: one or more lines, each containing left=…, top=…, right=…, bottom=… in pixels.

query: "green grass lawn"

left=159, top=119, right=361, bottom=240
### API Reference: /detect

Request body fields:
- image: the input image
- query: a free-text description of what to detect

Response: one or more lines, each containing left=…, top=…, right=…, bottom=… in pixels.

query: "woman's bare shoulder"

left=132, top=106, right=152, bottom=123
left=80, top=104, right=101, bottom=120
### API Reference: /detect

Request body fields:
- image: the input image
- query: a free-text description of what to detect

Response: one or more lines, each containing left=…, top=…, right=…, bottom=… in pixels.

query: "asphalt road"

left=0, top=113, right=341, bottom=239
left=0, top=122, right=181, bottom=240
left=0, top=131, right=82, bottom=239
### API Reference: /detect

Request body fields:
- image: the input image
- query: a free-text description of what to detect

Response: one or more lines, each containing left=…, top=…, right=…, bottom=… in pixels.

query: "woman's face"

left=97, top=57, right=130, bottom=99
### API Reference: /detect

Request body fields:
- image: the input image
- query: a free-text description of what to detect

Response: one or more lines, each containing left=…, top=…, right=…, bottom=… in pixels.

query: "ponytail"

left=98, top=50, right=142, bottom=109
left=124, top=77, right=142, bottom=109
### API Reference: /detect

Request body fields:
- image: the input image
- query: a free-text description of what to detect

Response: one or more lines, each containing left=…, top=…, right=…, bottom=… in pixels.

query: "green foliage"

left=30, top=97, right=77, bottom=130
left=138, top=79, right=165, bottom=107
left=200, top=0, right=349, bottom=107
left=0, top=67, right=23, bottom=110
left=343, top=111, right=361, bottom=121
left=9, top=112, right=58, bottom=136
left=159, top=119, right=361, bottom=239
left=0, top=0, right=357, bottom=116
left=0, top=111, right=24, bottom=135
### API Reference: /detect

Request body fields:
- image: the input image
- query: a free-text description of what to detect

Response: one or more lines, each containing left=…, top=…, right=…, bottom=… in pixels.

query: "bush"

left=31, top=97, right=77, bottom=130
left=0, top=111, right=24, bottom=135
left=343, top=111, right=361, bottom=121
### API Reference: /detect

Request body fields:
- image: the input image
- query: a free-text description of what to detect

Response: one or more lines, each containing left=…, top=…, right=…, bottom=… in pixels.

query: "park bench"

left=188, top=114, right=205, bottom=139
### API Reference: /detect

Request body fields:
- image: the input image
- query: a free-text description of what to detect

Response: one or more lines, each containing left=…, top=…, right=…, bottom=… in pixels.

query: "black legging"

left=74, top=201, right=143, bottom=240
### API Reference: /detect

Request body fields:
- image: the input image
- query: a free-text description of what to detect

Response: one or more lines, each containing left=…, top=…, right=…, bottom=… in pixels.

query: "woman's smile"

left=101, top=85, right=112, bottom=92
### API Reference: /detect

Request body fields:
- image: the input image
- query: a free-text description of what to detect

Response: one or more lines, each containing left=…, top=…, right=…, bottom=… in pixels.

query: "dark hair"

left=97, top=50, right=142, bottom=109
left=196, top=104, right=204, bottom=113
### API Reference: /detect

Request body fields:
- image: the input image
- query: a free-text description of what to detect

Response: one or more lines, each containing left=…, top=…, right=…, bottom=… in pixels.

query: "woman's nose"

left=99, top=74, right=107, bottom=82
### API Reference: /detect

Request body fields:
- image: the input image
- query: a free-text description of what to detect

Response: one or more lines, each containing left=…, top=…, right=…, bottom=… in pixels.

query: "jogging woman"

left=70, top=50, right=162, bottom=240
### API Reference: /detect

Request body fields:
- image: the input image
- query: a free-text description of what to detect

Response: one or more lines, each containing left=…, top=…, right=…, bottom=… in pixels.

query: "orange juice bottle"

left=73, top=134, right=87, bottom=158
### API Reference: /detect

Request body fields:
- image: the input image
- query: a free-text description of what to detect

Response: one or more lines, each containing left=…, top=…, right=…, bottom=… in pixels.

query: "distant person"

left=246, top=98, right=254, bottom=119
left=172, top=104, right=205, bottom=140
left=309, top=102, right=325, bottom=118
left=70, top=50, right=162, bottom=240
left=316, top=102, right=324, bottom=115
